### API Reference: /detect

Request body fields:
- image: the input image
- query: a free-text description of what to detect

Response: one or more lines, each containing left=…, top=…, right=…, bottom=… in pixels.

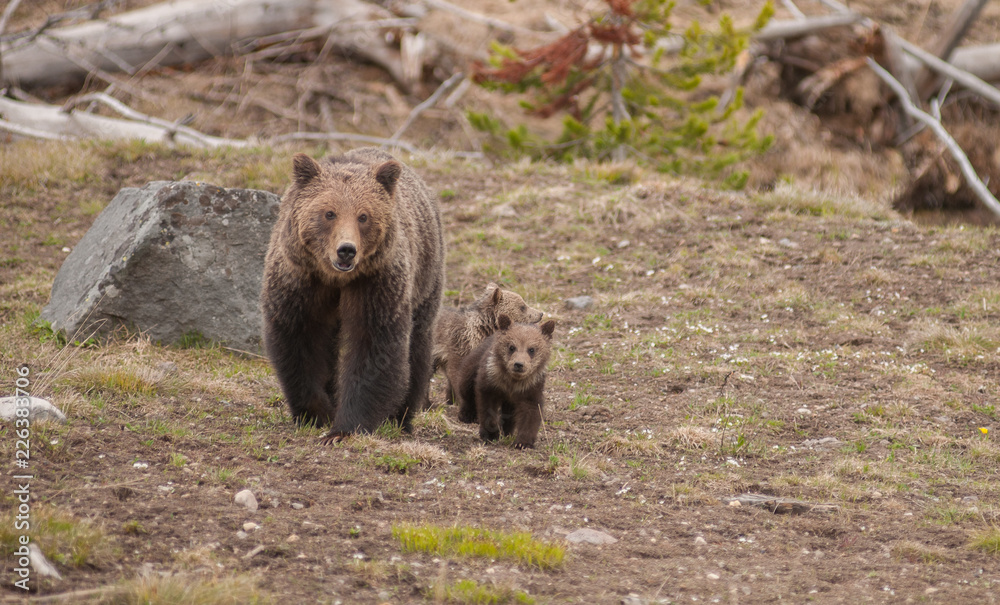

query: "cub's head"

left=491, top=315, right=556, bottom=381
left=479, top=283, right=544, bottom=325
left=284, top=153, right=401, bottom=279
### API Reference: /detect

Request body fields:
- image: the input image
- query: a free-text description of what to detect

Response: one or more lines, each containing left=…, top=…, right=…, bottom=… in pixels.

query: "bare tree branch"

left=867, top=58, right=1000, bottom=219
left=390, top=72, right=465, bottom=142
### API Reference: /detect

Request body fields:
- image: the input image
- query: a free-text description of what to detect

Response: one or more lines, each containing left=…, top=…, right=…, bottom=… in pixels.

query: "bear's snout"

left=335, top=243, right=357, bottom=271
left=512, top=361, right=525, bottom=373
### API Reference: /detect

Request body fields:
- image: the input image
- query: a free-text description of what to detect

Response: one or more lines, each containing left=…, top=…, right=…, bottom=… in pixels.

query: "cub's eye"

left=508, top=345, right=516, bottom=354
left=520, top=305, right=527, bottom=312
left=528, top=347, right=535, bottom=355
left=325, top=211, right=335, bottom=220
left=358, top=213, right=368, bottom=223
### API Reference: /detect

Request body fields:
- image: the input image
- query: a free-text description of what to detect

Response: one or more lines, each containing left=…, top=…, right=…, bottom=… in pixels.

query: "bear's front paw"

left=457, top=409, right=477, bottom=424
left=320, top=431, right=350, bottom=445
left=479, top=429, right=500, bottom=442
left=512, top=441, right=535, bottom=450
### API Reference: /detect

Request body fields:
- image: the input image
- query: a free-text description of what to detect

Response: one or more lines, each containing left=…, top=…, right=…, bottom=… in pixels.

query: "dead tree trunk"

left=913, top=0, right=990, bottom=98
left=0, top=0, right=403, bottom=89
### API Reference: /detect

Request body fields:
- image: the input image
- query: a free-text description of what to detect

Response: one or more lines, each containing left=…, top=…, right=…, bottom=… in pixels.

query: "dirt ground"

left=2, top=141, right=999, bottom=604
left=2, top=1, right=1000, bottom=604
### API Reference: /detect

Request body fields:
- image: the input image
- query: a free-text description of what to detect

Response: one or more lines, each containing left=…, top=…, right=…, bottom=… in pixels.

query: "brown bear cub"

left=432, top=282, right=543, bottom=406
left=456, top=315, right=556, bottom=449
left=261, top=148, right=444, bottom=442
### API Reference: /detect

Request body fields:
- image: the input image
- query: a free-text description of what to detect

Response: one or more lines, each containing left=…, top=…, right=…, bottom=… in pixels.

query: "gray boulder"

left=0, top=397, right=67, bottom=423
left=41, top=181, right=280, bottom=350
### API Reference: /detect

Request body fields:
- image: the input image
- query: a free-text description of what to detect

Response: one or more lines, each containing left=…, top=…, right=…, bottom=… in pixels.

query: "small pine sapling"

left=468, top=0, right=775, bottom=187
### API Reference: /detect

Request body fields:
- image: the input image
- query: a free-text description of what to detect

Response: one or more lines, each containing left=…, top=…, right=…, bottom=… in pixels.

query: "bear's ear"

left=491, top=286, right=502, bottom=306
left=540, top=320, right=556, bottom=339
left=292, top=153, right=321, bottom=186
left=374, top=161, right=402, bottom=195
left=497, top=315, right=512, bottom=331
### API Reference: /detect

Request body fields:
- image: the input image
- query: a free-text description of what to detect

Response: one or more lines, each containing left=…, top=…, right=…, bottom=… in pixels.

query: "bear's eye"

left=520, top=305, right=527, bottom=312
left=528, top=347, right=535, bottom=355
left=325, top=211, right=335, bottom=220
left=358, top=213, right=368, bottom=223
left=508, top=344, right=516, bottom=354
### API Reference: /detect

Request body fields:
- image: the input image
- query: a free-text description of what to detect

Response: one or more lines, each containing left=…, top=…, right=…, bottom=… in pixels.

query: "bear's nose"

left=512, top=361, right=525, bottom=373
left=337, top=243, right=357, bottom=262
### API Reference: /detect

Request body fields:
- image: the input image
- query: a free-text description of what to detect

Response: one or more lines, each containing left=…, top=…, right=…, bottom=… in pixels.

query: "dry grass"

left=891, top=540, right=952, bottom=564
left=753, top=183, right=894, bottom=220
left=595, top=430, right=663, bottom=456
left=908, top=319, right=1000, bottom=361
left=101, top=573, right=271, bottom=605
left=667, top=425, right=715, bottom=449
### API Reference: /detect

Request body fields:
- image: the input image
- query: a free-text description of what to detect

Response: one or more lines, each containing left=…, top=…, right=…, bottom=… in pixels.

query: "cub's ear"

left=374, top=161, right=402, bottom=195
left=491, top=286, right=502, bottom=306
left=497, top=315, right=512, bottom=331
left=540, top=320, right=556, bottom=339
left=292, top=153, right=321, bottom=186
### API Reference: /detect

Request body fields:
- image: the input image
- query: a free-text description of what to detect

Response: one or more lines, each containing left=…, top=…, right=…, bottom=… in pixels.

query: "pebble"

left=235, top=489, right=259, bottom=512
left=291, top=502, right=304, bottom=510
left=565, top=295, right=595, bottom=311
left=243, top=521, right=260, bottom=531
left=566, top=528, right=617, bottom=545
left=236, top=530, right=248, bottom=540
left=617, top=239, right=630, bottom=248
left=778, top=238, right=798, bottom=248
left=694, top=536, right=707, bottom=546
left=796, top=407, right=812, bottom=415
left=706, top=572, right=720, bottom=580
left=287, top=534, right=300, bottom=543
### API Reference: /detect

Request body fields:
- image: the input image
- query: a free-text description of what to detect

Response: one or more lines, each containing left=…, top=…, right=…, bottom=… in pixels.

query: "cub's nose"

left=512, top=361, right=525, bottom=373
left=337, top=243, right=357, bottom=262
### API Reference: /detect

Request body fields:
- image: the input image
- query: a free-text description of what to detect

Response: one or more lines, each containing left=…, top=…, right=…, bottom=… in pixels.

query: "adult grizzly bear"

left=261, top=148, right=444, bottom=442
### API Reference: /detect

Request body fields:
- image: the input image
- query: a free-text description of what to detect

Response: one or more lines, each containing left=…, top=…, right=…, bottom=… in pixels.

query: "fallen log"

left=0, top=95, right=247, bottom=147
left=0, top=0, right=409, bottom=90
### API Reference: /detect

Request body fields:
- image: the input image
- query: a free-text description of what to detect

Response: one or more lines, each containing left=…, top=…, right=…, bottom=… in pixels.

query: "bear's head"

left=490, top=314, right=556, bottom=383
left=478, top=283, right=544, bottom=325
left=286, top=153, right=401, bottom=279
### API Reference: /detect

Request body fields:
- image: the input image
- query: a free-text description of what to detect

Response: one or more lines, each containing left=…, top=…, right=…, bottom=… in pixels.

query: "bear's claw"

left=320, top=431, right=350, bottom=445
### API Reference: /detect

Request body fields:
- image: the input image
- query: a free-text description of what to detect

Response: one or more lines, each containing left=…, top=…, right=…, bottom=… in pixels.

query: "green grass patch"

left=432, top=579, right=536, bottom=604
left=0, top=504, right=112, bottom=568
left=374, top=453, right=420, bottom=474
left=64, top=364, right=164, bottom=397
left=392, top=523, right=565, bottom=570
left=971, top=527, right=1000, bottom=556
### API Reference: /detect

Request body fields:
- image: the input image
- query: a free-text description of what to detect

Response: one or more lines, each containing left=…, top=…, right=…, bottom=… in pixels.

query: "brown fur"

left=261, top=148, right=444, bottom=438
left=432, top=283, right=543, bottom=406
left=456, top=315, right=555, bottom=449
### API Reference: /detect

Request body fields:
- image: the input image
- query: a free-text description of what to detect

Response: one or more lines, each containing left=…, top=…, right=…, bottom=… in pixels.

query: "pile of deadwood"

left=755, top=0, right=1000, bottom=218
left=2, top=0, right=999, bottom=219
